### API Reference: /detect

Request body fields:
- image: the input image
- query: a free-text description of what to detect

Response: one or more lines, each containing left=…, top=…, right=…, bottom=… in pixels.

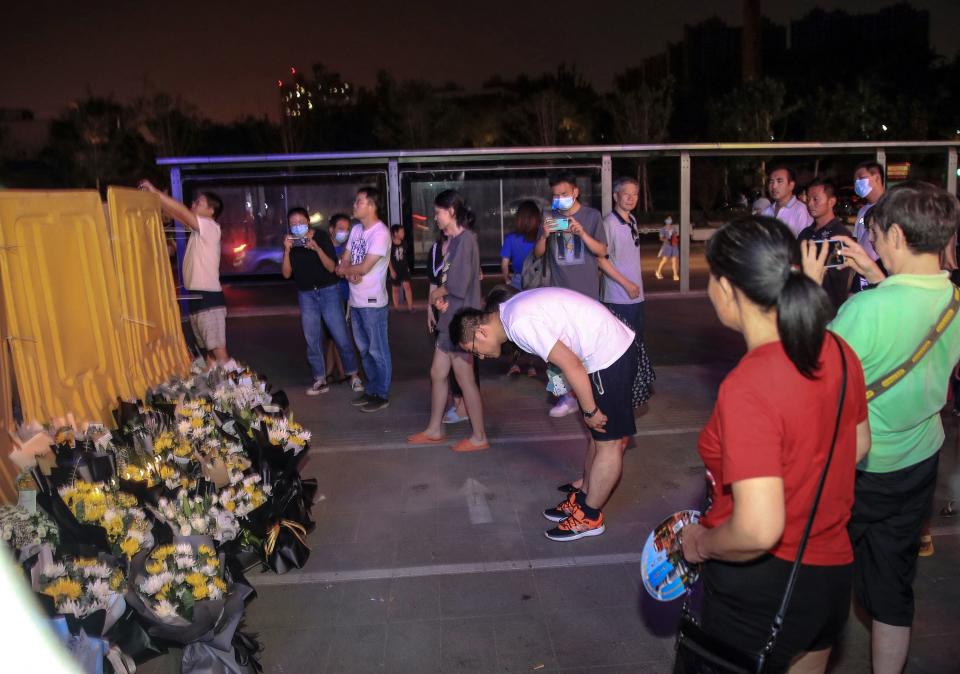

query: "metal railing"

left=159, top=141, right=959, bottom=294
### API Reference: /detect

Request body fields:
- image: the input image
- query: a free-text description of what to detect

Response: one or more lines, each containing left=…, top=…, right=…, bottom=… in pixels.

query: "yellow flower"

left=74, top=557, right=98, bottom=567
left=145, top=560, right=165, bottom=575
left=185, top=572, right=207, bottom=588
left=223, top=500, right=236, bottom=512
left=198, top=545, right=216, bottom=557
left=212, top=577, right=228, bottom=593
left=116, top=493, right=137, bottom=508
left=43, top=578, right=82, bottom=601
left=120, top=537, right=140, bottom=558
left=159, top=465, right=176, bottom=480
left=190, top=417, right=203, bottom=429
left=109, top=571, right=125, bottom=591
left=192, top=583, right=209, bottom=600
left=153, top=544, right=175, bottom=560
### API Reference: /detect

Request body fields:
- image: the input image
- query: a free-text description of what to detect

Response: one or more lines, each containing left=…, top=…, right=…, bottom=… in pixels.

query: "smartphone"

left=817, top=239, right=845, bottom=269
left=551, top=217, right=570, bottom=232
left=292, top=238, right=308, bottom=247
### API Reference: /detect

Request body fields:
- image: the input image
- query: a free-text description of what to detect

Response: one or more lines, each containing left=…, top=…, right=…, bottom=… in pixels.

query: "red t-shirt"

left=698, top=335, right=867, bottom=565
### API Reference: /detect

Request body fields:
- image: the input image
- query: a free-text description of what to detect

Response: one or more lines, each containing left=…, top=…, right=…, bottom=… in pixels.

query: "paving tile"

left=388, top=575, right=442, bottom=622
left=324, top=623, right=387, bottom=674
left=492, top=613, right=558, bottom=673
left=384, top=620, right=443, bottom=673
left=300, top=540, right=396, bottom=573
left=257, top=627, right=330, bottom=674
left=534, top=564, right=638, bottom=612
left=441, top=617, right=498, bottom=673
left=547, top=606, right=673, bottom=669
left=244, top=584, right=342, bottom=631
left=439, top=570, right=540, bottom=619
left=336, top=578, right=392, bottom=625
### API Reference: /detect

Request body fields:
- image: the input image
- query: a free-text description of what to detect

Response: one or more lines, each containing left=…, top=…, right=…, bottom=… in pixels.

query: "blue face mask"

left=290, top=224, right=309, bottom=238
left=854, top=177, right=873, bottom=199
left=334, top=230, right=349, bottom=244
left=552, top=195, right=575, bottom=211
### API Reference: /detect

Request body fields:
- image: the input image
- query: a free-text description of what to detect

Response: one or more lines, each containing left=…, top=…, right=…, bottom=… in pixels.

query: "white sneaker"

left=350, top=377, right=364, bottom=393
left=307, top=379, right=330, bottom=396
left=443, top=406, right=469, bottom=424
left=549, top=394, right=579, bottom=418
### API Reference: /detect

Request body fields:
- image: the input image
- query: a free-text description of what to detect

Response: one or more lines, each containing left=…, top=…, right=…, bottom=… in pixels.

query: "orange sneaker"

left=545, top=505, right=605, bottom=541
left=543, top=491, right=579, bottom=523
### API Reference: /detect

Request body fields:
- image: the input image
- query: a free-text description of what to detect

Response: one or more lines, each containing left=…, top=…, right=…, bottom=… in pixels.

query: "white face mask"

left=854, top=177, right=873, bottom=199
left=552, top=196, right=575, bottom=211
left=334, top=230, right=349, bottom=244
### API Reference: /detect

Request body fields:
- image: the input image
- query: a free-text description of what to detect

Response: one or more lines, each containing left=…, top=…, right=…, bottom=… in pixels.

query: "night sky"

left=2, top=0, right=958, bottom=122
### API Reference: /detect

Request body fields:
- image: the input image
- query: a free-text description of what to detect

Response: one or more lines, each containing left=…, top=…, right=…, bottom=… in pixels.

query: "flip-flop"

left=451, top=438, right=489, bottom=452
left=407, top=432, right=446, bottom=445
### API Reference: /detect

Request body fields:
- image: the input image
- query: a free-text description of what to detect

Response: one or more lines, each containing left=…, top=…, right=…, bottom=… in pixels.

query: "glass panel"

left=401, top=167, right=601, bottom=268
left=182, top=173, right=385, bottom=276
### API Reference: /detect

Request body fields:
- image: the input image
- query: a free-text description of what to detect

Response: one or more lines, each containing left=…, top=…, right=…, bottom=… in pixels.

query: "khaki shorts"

left=189, top=306, right=227, bottom=350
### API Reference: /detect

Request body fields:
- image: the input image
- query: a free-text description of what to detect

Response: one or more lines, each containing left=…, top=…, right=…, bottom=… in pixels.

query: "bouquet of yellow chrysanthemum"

left=57, top=482, right=154, bottom=560
left=39, top=556, right=126, bottom=624
left=260, top=416, right=311, bottom=455
left=133, top=542, right=227, bottom=623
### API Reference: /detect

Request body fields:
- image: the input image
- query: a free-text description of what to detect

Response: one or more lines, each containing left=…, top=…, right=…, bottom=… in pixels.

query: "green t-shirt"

left=830, top=272, right=960, bottom=473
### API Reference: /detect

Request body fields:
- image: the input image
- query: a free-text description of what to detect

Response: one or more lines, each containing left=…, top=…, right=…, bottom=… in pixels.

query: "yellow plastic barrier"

left=0, top=290, right=18, bottom=504
left=0, top=190, right=134, bottom=425
left=107, top=187, right=190, bottom=392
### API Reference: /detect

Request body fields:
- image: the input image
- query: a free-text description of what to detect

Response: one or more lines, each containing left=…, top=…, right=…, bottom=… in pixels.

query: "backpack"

left=520, top=245, right=550, bottom=290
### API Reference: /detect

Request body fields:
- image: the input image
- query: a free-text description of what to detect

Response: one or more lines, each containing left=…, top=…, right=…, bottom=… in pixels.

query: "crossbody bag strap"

left=760, top=332, right=848, bottom=660
left=865, top=284, right=960, bottom=402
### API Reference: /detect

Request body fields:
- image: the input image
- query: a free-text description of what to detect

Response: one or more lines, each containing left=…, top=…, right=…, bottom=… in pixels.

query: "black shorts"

left=588, top=345, right=638, bottom=441
left=701, top=555, right=852, bottom=673
left=849, top=451, right=939, bottom=627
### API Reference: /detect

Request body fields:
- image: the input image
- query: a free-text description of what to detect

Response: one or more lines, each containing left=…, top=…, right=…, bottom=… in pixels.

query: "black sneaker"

left=351, top=393, right=372, bottom=407
left=360, top=396, right=390, bottom=413
left=543, top=492, right=578, bottom=523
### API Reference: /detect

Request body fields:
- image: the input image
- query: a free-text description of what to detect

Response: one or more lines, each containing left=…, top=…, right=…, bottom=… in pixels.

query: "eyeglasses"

left=471, top=334, right=479, bottom=358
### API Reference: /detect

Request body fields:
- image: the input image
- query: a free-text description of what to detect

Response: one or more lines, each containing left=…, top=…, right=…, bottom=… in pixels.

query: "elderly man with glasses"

left=599, top=177, right=647, bottom=341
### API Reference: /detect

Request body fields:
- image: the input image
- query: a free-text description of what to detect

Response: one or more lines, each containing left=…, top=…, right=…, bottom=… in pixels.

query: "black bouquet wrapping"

left=32, top=468, right=112, bottom=558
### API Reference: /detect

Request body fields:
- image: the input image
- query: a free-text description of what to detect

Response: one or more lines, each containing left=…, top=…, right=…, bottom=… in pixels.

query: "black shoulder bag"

left=673, top=333, right=848, bottom=674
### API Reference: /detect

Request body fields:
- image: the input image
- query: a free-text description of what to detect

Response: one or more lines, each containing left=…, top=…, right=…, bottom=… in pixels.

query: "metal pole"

left=601, top=154, right=612, bottom=215
left=680, top=152, right=691, bottom=294
left=875, top=148, right=887, bottom=176
left=499, top=178, right=505, bottom=244
left=948, top=147, right=958, bottom=196
left=387, top=159, right=401, bottom=227
left=169, top=167, right=189, bottom=316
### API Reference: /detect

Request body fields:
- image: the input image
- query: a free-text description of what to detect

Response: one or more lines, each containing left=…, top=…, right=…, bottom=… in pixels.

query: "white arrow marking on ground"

left=461, top=478, right=493, bottom=524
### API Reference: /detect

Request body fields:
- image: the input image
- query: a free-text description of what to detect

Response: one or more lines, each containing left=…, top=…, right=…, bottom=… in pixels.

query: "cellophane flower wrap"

left=0, top=505, right=59, bottom=558
left=135, top=542, right=227, bottom=624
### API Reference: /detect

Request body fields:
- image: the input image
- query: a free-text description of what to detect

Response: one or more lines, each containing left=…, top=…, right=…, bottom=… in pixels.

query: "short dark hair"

left=357, top=187, right=380, bottom=213
left=869, top=181, right=959, bottom=253
left=806, top=178, right=836, bottom=200
left=287, top=206, right=309, bottom=221
left=548, top=171, right=579, bottom=189
left=768, top=164, right=796, bottom=184
left=856, top=160, right=886, bottom=184
left=328, top=213, right=350, bottom=228
left=450, top=308, right=485, bottom=348
left=199, top=191, right=223, bottom=220
left=390, top=224, right=404, bottom=234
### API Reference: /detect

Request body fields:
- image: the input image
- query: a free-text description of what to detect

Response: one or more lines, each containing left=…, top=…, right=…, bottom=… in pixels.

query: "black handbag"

left=674, top=333, right=849, bottom=674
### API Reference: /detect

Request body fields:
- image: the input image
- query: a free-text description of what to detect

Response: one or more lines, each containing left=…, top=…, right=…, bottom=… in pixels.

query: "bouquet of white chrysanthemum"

left=58, top=482, right=155, bottom=560
left=175, top=400, right=217, bottom=444
left=260, top=416, right=311, bottom=455
left=217, top=475, right=271, bottom=519
left=152, top=430, right=197, bottom=467
left=38, top=556, right=126, bottom=623
left=153, top=491, right=239, bottom=543
left=134, top=543, right=227, bottom=623
left=0, top=505, right=59, bottom=559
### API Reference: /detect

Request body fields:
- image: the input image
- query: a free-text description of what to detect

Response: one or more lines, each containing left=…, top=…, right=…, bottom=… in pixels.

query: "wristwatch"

left=582, top=407, right=599, bottom=419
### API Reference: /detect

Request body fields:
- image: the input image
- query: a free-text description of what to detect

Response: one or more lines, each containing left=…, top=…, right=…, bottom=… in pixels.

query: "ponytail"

left=776, top=270, right=831, bottom=378
left=434, top=189, right=474, bottom=229
left=706, top=216, right=831, bottom=379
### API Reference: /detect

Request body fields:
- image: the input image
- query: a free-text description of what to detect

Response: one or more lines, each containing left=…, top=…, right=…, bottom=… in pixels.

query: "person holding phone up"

left=797, top=178, right=853, bottom=312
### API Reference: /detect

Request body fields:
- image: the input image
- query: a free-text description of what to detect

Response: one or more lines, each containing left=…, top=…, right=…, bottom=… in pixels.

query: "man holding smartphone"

left=533, top=171, right=607, bottom=417
left=798, top=178, right=852, bottom=311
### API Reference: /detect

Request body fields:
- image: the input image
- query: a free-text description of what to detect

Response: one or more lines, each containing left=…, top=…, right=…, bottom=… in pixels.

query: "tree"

left=607, top=70, right=674, bottom=211
left=496, top=66, right=597, bottom=146
left=133, top=93, right=202, bottom=158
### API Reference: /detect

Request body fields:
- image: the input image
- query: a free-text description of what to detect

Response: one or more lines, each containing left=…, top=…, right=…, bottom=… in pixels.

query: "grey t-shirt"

left=546, top=204, right=606, bottom=300
left=602, top=211, right=644, bottom=304
left=437, top=230, right=482, bottom=351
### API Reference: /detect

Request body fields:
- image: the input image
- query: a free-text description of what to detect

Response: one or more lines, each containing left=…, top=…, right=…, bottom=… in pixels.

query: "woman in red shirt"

left=679, top=217, right=871, bottom=673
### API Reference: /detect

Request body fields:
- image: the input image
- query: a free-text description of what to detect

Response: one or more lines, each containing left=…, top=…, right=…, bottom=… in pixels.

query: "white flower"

left=177, top=420, right=192, bottom=436
left=88, top=579, right=113, bottom=602
left=43, top=562, right=66, bottom=579
left=128, top=528, right=145, bottom=544
left=175, top=555, right=194, bottom=570
left=199, top=564, right=218, bottom=577
left=190, top=515, right=208, bottom=532
left=153, top=599, right=178, bottom=620
left=208, top=584, right=223, bottom=600
left=139, top=575, right=167, bottom=595
left=175, top=543, right=193, bottom=556
left=81, top=563, right=113, bottom=580
left=57, top=599, right=84, bottom=617
left=179, top=524, right=192, bottom=537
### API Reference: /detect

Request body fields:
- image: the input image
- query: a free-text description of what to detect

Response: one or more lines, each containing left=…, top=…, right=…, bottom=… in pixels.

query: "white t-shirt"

left=183, top=215, right=222, bottom=291
left=762, top=197, right=813, bottom=238
left=498, top=287, right=635, bottom=373
left=346, top=221, right=390, bottom=308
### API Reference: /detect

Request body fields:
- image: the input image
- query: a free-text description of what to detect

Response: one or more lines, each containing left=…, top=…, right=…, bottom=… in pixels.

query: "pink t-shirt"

left=183, top=216, right=222, bottom=291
